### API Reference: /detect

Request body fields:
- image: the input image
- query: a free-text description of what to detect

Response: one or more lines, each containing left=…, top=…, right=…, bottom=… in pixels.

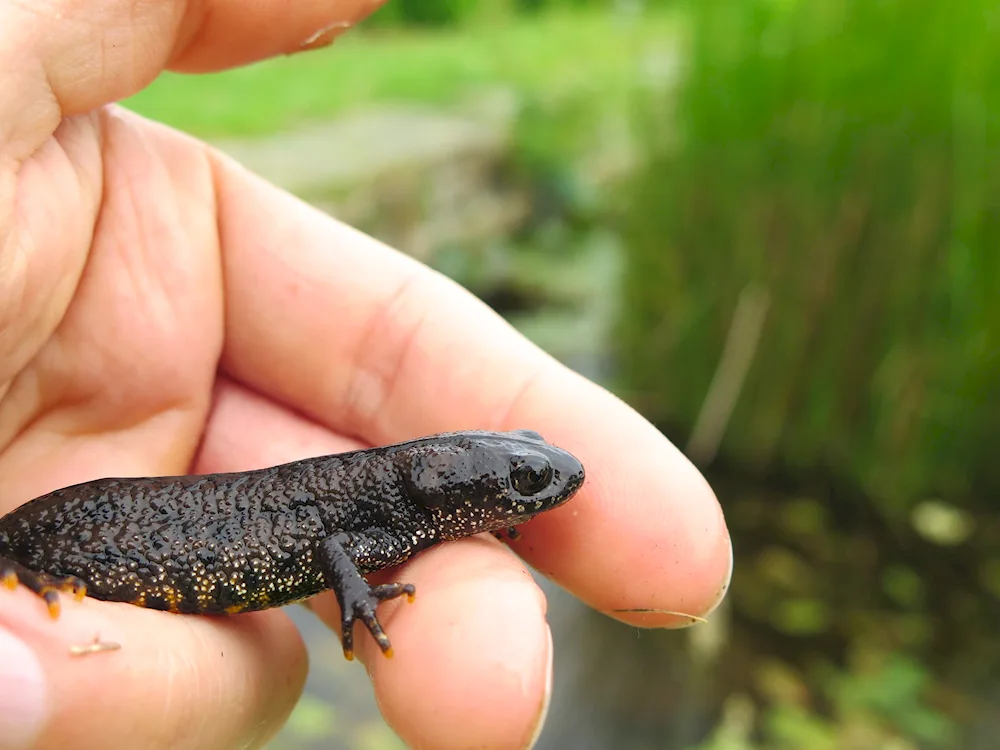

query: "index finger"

left=212, top=153, right=732, bottom=627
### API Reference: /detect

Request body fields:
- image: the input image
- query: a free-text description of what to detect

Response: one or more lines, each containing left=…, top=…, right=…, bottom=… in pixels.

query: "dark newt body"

left=0, top=430, right=584, bottom=658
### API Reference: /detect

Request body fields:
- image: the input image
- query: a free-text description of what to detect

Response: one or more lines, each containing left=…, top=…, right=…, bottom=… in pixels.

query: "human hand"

left=0, top=1, right=732, bottom=748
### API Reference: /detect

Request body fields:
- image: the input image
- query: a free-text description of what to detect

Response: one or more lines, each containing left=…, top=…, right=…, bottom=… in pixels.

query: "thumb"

left=0, top=587, right=307, bottom=749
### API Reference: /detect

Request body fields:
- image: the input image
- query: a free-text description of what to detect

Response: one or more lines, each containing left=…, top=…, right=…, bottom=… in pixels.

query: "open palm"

left=0, top=2, right=730, bottom=749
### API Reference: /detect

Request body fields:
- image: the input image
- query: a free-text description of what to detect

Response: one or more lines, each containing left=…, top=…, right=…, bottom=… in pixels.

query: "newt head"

left=400, top=429, right=585, bottom=540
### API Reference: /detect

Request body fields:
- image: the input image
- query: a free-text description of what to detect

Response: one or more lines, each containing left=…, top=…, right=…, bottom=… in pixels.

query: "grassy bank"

left=123, top=9, right=678, bottom=138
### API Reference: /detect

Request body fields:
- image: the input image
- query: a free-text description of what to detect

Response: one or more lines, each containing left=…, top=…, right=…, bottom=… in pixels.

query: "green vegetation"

left=615, top=1, right=999, bottom=747
left=617, top=0, right=1000, bottom=511
left=123, top=9, right=677, bottom=138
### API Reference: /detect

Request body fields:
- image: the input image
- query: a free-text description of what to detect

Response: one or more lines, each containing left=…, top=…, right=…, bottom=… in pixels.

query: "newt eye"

left=510, top=455, right=553, bottom=496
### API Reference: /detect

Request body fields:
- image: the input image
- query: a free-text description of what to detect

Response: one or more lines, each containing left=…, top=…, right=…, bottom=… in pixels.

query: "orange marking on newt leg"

left=58, top=577, right=87, bottom=601
left=41, top=588, right=61, bottom=619
left=2, top=571, right=17, bottom=590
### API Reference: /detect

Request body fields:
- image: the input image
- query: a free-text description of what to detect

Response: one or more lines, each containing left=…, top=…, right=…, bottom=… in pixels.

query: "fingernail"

left=294, top=1, right=389, bottom=53
left=524, top=624, right=554, bottom=750
left=0, top=628, right=49, bottom=749
left=295, top=20, right=353, bottom=53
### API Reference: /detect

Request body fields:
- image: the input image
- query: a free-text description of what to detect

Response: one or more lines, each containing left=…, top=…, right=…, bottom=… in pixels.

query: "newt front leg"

left=316, top=533, right=416, bottom=660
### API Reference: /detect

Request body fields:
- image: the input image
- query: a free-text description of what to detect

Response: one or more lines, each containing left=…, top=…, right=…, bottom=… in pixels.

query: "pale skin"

left=0, top=1, right=732, bottom=748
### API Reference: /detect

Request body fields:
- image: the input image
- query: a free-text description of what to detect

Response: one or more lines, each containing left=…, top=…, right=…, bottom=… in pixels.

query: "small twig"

left=69, top=635, right=121, bottom=656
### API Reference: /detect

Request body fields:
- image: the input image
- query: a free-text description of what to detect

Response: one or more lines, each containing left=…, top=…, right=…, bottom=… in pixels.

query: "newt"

left=0, top=429, right=585, bottom=659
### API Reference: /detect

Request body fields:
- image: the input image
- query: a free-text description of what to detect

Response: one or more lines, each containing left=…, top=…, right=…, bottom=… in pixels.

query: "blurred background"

left=125, top=1, right=1000, bottom=748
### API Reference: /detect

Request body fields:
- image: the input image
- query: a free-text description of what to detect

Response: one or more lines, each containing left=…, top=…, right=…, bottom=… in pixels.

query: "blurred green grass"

left=123, top=9, right=677, bottom=138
